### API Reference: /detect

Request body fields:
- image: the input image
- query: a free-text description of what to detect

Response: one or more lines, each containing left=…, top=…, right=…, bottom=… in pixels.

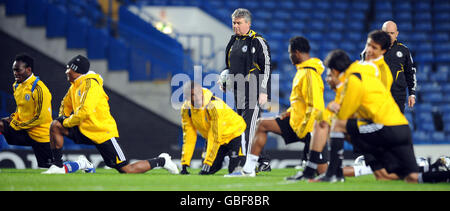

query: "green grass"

left=1, top=168, right=450, bottom=191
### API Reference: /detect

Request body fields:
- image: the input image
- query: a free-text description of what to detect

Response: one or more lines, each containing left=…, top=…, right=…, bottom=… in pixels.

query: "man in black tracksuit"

left=361, top=21, right=417, bottom=113
left=222, top=8, right=272, bottom=171
left=382, top=21, right=417, bottom=113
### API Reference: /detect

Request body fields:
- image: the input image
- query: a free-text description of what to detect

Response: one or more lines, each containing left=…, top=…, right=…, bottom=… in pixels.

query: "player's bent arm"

left=203, top=106, right=222, bottom=167
left=337, top=74, right=363, bottom=120
left=63, top=79, right=101, bottom=128
left=181, top=108, right=198, bottom=166
left=58, top=89, right=73, bottom=117
left=10, top=86, right=49, bottom=130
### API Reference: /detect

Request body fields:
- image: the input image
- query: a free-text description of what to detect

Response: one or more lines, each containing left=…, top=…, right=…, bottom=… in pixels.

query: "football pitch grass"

left=1, top=168, right=450, bottom=191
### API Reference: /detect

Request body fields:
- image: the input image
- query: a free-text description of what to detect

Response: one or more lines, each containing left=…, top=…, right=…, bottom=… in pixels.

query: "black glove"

left=55, top=116, right=67, bottom=125
left=199, top=164, right=211, bottom=175
left=180, top=165, right=190, bottom=175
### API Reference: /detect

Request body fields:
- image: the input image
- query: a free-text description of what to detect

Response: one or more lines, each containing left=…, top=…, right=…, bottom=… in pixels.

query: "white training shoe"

left=159, top=153, right=179, bottom=174
left=224, top=169, right=256, bottom=177
left=41, top=165, right=66, bottom=174
left=77, top=155, right=95, bottom=173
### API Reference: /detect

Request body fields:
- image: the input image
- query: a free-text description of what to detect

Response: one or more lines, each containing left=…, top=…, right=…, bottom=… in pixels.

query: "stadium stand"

left=1, top=0, right=449, bottom=150
left=126, top=0, right=450, bottom=145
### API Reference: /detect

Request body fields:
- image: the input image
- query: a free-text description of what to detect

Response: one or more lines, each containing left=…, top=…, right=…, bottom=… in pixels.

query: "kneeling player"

left=317, top=50, right=450, bottom=183
left=226, top=36, right=327, bottom=178
left=180, top=82, right=246, bottom=175
left=42, top=55, right=179, bottom=174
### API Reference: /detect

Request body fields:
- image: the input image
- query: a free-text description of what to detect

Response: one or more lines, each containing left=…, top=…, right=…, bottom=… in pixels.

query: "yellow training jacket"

left=10, top=74, right=52, bottom=143
left=370, top=56, right=393, bottom=90
left=287, top=58, right=325, bottom=139
left=318, top=61, right=379, bottom=125
left=59, top=71, right=119, bottom=144
left=181, top=88, right=246, bottom=166
left=337, top=71, right=408, bottom=126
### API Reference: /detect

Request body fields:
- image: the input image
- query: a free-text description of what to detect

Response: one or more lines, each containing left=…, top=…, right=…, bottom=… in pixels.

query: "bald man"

left=382, top=21, right=417, bottom=113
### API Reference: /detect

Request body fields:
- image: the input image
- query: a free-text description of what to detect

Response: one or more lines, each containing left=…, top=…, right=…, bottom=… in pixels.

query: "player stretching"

left=42, top=55, right=179, bottom=174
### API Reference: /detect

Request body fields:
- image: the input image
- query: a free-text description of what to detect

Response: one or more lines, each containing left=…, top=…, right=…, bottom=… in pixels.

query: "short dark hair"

left=289, top=36, right=310, bottom=53
left=324, top=49, right=352, bottom=73
left=14, top=53, right=34, bottom=71
left=368, top=30, right=391, bottom=50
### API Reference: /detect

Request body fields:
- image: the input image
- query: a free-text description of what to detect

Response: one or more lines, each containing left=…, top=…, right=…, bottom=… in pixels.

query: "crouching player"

left=180, top=82, right=246, bottom=175
left=316, top=50, right=450, bottom=183
left=42, top=55, right=179, bottom=174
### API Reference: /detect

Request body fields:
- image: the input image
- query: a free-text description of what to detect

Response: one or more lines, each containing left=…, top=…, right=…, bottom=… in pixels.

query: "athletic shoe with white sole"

left=77, top=155, right=96, bottom=173
left=41, top=165, right=66, bottom=174
left=224, top=170, right=256, bottom=177
left=159, top=153, right=179, bottom=174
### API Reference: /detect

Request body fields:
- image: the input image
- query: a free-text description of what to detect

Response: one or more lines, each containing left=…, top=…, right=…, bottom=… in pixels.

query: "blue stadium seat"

left=297, top=1, right=313, bottom=10
left=5, top=0, right=26, bottom=15
left=409, top=32, right=429, bottom=42
left=432, top=132, right=446, bottom=143
left=280, top=1, right=295, bottom=10
left=395, top=11, right=412, bottom=21
left=442, top=84, right=450, bottom=92
left=397, top=21, right=413, bottom=31
left=261, top=1, right=276, bottom=9
left=253, top=10, right=272, bottom=20
left=414, top=22, right=433, bottom=33
left=273, top=11, right=291, bottom=20
left=419, top=82, right=442, bottom=92
left=415, top=51, right=434, bottom=63
left=414, top=12, right=432, bottom=21
left=434, top=53, right=450, bottom=63
left=66, top=16, right=90, bottom=49
left=108, top=37, right=129, bottom=71
left=375, top=11, right=393, bottom=22
left=348, top=11, right=365, bottom=21
left=445, top=123, right=450, bottom=133
left=421, top=92, right=443, bottom=103
left=414, top=1, right=431, bottom=11
left=87, top=26, right=109, bottom=59
left=413, top=131, right=431, bottom=144
left=434, top=22, right=450, bottom=32
left=46, top=4, right=68, bottom=37
left=351, top=1, right=370, bottom=11
left=26, top=0, right=48, bottom=26
left=316, top=1, right=331, bottom=10
left=415, top=103, right=433, bottom=113
left=433, top=33, right=450, bottom=42
left=416, top=71, right=428, bottom=82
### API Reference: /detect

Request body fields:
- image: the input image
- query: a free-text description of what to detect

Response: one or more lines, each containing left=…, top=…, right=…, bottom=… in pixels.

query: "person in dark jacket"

left=382, top=20, right=417, bottom=113
left=221, top=8, right=272, bottom=172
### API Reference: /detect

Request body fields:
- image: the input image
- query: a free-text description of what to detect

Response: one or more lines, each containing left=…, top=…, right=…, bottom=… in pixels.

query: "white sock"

left=243, top=154, right=259, bottom=173
left=353, top=165, right=373, bottom=177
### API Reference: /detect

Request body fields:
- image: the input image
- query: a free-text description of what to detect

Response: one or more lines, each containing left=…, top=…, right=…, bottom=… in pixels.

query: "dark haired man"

left=314, top=49, right=450, bottom=183
left=0, top=53, right=53, bottom=168
left=363, top=30, right=393, bottom=90
left=43, top=55, right=179, bottom=174
left=226, top=36, right=325, bottom=177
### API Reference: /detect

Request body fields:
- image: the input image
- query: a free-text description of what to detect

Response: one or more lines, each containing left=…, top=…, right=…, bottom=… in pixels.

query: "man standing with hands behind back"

left=382, top=20, right=417, bottom=113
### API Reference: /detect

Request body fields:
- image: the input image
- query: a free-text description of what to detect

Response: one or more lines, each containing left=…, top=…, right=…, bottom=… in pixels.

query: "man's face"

left=65, top=67, right=78, bottom=83
left=364, top=38, right=386, bottom=61
left=382, top=25, right=398, bottom=46
left=232, top=17, right=250, bottom=36
left=326, top=68, right=340, bottom=91
left=288, top=46, right=301, bottom=65
left=185, top=87, right=203, bottom=109
left=12, top=61, right=32, bottom=83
